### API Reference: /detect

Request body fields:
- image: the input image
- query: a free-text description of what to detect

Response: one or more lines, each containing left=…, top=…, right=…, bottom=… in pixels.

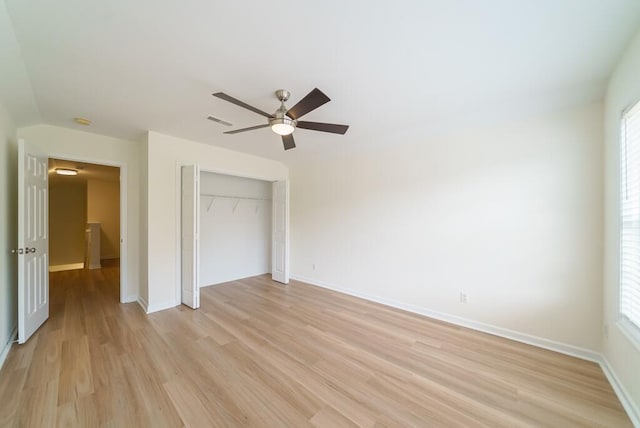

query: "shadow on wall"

left=1, top=120, right=18, bottom=348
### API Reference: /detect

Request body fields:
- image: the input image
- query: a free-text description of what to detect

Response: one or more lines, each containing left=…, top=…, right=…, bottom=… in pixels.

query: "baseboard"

left=0, top=327, right=18, bottom=372
left=290, top=275, right=601, bottom=363
left=49, top=263, right=84, bottom=272
left=137, top=296, right=149, bottom=313
left=123, top=294, right=138, bottom=304
left=201, top=271, right=272, bottom=288
left=145, top=299, right=178, bottom=314
left=600, top=356, right=640, bottom=427
left=291, top=275, right=640, bottom=424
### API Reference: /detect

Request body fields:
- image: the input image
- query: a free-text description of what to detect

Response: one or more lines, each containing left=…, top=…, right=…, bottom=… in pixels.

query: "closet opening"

left=180, top=167, right=289, bottom=309
left=200, top=171, right=272, bottom=286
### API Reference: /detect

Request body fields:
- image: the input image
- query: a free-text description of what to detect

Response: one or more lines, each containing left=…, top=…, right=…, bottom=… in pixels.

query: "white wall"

left=18, top=125, right=141, bottom=302
left=291, top=102, right=603, bottom=352
left=143, top=131, right=288, bottom=312
left=0, top=101, right=17, bottom=361
left=603, top=29, right=640, bottom=420
left=49, top=178, right=87, bottom=267
left=199, top=172, right=272, bottom=286
left=87, top=178, right=120, bottom=260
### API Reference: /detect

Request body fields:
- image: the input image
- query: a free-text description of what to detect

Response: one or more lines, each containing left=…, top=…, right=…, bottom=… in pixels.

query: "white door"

left=272, top=180, right=289, bottom=284
left=181, top=164, right=200, bottom=309
left=17, top=140, right=49, bottom=344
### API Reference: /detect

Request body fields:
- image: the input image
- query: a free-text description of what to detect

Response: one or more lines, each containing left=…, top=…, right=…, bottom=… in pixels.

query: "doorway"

left=48, top=158, right=121, bottom=299
left=18, top=139, right=130, bottom=343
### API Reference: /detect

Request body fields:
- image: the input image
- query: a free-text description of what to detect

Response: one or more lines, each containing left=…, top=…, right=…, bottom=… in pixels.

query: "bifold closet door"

left=181, top=164, right=200, bottom=309
left=272, top=180, right=289, bottom=284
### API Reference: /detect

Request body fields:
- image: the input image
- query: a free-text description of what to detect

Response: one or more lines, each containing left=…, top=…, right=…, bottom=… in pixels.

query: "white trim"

left=617, top=318, right=640, bottom=353
left=200, top=271, right=271, bottom=288
left=146, top=299, right=178, bottom=314
left=0, top=327, right=17, bottom=371
left=622, top=98, right=640, bottom=118
left=600, top=355, right=640, bottom=427
left=175, top=162, right=185, bottom=307
left=123, top=294, right=138, bottom=304
left=619, top=103, right=640, bottom=348
left=198, top=165, right=279, bottom=183
left=119, top=164, right=128, bottom=304
left=137, top=296, right=148, bottom=313
left=291, top=275, right=601, bottom=362
left=48, top=263, right=84, bottom=272
left=291, top=275, right=640, bottom=423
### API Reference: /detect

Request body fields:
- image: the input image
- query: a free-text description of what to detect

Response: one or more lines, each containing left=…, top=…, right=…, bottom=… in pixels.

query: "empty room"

left=1, top=1, right=640, bottom=426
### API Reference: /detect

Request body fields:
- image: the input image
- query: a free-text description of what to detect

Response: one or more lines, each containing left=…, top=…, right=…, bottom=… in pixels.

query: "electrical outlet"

left=459, top=292, right=467, bottom=304
left=603, top=324, right=609, bottom=340
left=312, top=263, right=316, bottom=271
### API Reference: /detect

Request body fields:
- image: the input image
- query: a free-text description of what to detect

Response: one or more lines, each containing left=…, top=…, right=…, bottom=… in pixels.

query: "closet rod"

left=201, top=193, right=272, bottom=202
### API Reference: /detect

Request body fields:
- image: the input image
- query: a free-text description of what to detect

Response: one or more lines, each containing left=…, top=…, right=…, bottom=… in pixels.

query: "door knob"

left=10, top=248, right=36, bottom=254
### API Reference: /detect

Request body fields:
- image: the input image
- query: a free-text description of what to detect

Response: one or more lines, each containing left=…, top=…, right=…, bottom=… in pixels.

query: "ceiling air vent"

left=207, top=115, right=232, bottom=127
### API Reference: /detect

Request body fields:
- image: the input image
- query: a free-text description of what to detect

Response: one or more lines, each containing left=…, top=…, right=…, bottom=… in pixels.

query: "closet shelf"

left=201, top=193, right=272, bottom=202
left=202, top=193, right=271, bottom=213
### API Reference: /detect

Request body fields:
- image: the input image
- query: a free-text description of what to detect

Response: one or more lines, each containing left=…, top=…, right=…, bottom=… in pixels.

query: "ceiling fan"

left=212, top=88, right=349, bottom=150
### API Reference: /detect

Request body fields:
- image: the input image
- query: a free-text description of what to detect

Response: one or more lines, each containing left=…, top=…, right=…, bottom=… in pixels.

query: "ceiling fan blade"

left=296, top=121, right=349, bottom=135
left=213, top=92, right=271, bottom=118
left=224, top=124, right=270, bottom=134
left=286, top=88, right=330, bottom=120
left=282, top=134, right=296, bottom=150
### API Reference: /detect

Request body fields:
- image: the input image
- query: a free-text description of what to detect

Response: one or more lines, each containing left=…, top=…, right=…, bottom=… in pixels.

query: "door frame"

left=45, top=152, right=129, bottom=303
left=175, top=163, right=289, bottom=304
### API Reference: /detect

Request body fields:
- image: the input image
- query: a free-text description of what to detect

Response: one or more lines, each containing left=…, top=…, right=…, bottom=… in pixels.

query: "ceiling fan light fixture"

left=55, top=168, right=78, bottom=176
left=213, top=88, right=348, bottom=150
left=269, top=117, right=295, bottom=136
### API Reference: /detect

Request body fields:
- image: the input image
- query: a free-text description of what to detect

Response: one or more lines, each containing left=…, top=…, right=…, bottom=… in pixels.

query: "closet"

left=199, top=171, right=273, bottom=287
left=181, top=166, right=289, bottom=309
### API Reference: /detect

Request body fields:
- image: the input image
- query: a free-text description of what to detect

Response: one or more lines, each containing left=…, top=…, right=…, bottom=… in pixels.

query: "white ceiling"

left=2, top=1, right=640, bottom=165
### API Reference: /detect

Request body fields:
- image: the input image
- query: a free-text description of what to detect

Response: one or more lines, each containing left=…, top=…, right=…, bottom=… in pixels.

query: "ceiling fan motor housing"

left=275, top=89, right=290, bottom=102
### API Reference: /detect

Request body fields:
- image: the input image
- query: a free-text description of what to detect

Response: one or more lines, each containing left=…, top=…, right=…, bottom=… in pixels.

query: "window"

left=620, top=100, right=640, bottom=337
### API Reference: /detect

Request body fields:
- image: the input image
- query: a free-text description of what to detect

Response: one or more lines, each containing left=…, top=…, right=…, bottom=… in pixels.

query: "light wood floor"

left=0, top=267, right=632, bottom=427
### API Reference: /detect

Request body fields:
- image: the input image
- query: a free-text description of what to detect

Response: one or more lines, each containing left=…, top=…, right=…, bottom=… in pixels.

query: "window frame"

left=618, top=99, right=640, bottom=351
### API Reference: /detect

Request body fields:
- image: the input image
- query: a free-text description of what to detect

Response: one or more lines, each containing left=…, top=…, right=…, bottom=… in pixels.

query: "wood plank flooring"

left=0, top=266, right=632, bottom=427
